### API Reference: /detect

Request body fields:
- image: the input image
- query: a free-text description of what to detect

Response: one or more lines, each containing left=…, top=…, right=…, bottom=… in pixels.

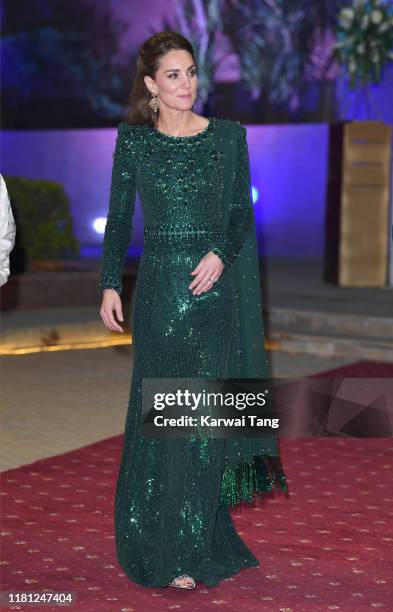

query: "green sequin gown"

left=99, top=117, right=280, bottom=588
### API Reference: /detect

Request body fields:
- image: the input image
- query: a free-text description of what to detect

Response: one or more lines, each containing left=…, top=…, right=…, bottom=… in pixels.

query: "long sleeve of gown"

left=98, top=123, right=137, bottom=296
left=210, top=124, right=253, bottom=269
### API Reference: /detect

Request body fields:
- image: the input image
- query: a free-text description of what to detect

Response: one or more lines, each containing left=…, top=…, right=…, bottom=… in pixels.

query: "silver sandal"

left=168, top=574, right=196, bottom=589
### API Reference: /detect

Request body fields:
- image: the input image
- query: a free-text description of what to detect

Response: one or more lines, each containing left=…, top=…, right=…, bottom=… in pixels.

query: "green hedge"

left=3, top=175, right=80, bottom=261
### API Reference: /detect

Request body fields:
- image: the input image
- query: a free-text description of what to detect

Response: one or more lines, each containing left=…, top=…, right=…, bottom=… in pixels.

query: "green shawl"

left=212, top=118, right=287, bottom=504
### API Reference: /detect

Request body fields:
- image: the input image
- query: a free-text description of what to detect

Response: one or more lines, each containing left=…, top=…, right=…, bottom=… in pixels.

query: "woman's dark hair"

left=125, top=32, right=195, bottom=127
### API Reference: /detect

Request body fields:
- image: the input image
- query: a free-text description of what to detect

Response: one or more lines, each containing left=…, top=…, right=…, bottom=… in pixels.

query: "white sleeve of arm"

left=0, top=175, right=16, bottom=288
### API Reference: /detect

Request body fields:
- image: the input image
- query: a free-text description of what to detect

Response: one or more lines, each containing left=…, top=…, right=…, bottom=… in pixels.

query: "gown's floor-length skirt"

left=114, top=232, right=261, bottom=587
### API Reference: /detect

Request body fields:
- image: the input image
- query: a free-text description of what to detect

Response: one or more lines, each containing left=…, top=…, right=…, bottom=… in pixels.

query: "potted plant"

left=332, top=0, right=393, bottom=118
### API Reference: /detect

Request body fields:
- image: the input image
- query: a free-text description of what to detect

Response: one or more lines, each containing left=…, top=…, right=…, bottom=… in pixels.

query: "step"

left=2, top=305, right=392, bottom=360
left=267, top=307, right=393, bottom=340
left=269, top=330, right=393, bottom=361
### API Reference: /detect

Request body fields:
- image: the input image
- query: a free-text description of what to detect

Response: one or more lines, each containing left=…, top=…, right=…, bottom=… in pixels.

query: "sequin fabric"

left=98, top=117, right=275, bottom=587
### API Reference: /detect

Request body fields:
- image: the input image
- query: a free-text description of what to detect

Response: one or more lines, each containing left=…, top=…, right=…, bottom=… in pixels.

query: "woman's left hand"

left=189, top=251, right=224, bottom=295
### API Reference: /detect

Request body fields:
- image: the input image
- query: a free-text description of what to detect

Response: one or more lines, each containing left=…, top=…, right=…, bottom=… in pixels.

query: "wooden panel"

left=324, top=121, right=391, bottom=287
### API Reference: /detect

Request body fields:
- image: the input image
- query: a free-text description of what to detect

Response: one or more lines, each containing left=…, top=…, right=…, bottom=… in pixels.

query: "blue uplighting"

left=93, top=217, right=107, bottom=234
left=251, top=186, right=259, bottom=204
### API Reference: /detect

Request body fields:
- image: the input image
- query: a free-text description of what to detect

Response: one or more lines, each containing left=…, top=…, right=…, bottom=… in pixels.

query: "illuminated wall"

left=1, top=124, right=329, bottom=258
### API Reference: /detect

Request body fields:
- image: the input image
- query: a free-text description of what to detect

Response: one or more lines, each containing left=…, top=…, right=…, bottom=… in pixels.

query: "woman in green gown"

left=99, top=32, right=286, bottom=589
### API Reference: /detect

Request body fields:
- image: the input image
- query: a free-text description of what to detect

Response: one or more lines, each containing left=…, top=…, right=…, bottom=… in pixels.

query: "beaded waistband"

left=144, top=223, right=223, bottom=240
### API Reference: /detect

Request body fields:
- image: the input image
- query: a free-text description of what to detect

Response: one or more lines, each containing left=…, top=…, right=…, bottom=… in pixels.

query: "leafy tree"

left=224, top=0, right=345, bottom=114
left=1, top=0, right=133, bottom=127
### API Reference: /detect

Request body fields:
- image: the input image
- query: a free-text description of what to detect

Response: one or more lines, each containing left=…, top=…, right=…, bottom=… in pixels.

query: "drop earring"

left=149, top=93, right=160, bottom=113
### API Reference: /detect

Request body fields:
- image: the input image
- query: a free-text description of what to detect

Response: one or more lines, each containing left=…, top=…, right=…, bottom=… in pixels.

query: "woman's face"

left=145, top=49, right=198, bottom=112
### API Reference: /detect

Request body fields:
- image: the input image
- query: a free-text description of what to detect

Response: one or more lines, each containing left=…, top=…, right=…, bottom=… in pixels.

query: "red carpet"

left=1, top=361, right=392, bottom=611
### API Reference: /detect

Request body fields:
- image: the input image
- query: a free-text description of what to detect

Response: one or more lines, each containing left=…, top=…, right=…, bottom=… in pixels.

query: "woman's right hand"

left=100, top=289, right=124, bottom=333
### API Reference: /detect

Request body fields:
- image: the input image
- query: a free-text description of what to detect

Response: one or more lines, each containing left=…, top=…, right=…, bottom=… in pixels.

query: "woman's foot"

left=168, top=574, right=196, bottom=589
